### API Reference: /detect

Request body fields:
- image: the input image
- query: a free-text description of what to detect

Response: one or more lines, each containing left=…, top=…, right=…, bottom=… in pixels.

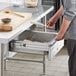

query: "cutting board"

left=0, top=11, right=32, bottom=31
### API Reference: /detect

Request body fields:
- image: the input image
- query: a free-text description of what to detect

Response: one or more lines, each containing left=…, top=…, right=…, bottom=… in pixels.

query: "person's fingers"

left=47, top=21, right=51, bottom=27
left=47, top=23, right=52, bottom=28
left=47, top=21, right=50, bottom=26
left=56, top=35, right=64, bottom=41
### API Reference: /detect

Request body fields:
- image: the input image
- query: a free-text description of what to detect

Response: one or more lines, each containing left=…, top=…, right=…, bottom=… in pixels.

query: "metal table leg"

left=4, top=60, right=6, bottom=71
left=44, top=15, right=47, bottom=32
left=43, top=51, right=46, bottom=75
left=1, top=44, right=4, bottom=76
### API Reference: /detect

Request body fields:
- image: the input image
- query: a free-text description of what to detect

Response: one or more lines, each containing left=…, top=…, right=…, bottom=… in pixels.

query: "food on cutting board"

left=25, top=0, right=38, bottom=7
left=3, top=9, right=11, bottom=13
left=0, top=24, right=12, bottom=32
left=0, top=18, right=12, bottom=32
left=1, top=18, right=11, bottom=24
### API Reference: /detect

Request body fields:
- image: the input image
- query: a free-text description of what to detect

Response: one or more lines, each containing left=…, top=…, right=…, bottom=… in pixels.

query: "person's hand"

left=56, top=33, right=64, bottom=41
left=47, top=17, right=56, bottom=28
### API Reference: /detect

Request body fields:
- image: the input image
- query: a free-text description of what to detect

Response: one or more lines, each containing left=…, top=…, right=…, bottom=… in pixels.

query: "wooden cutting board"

left=0, top=11, right=32, bottom=31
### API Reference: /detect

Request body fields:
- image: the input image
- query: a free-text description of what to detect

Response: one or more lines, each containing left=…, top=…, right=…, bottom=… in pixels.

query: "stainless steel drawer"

left=9, top=30, right=64, bottom=60
left=9, top=30, right=57, bottom=52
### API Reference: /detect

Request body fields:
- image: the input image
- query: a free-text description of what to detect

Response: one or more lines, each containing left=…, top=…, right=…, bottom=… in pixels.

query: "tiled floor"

left=1, top=46, right=69, bottom=76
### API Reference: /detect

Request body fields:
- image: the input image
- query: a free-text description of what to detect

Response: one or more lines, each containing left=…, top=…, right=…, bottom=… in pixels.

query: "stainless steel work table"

left=0, top=4, right=54, bottom=76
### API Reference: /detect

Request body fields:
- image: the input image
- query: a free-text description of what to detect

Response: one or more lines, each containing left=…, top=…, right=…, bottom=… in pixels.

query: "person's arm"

left=56, top=0, right=76, bottom=40
left=56, top=18, right=71, bottom=40
left=47, top=5, right=63, bottom=27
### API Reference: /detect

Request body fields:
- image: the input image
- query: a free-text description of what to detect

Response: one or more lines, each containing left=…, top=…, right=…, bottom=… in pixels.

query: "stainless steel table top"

left=7, top=5, right=53, bottom=19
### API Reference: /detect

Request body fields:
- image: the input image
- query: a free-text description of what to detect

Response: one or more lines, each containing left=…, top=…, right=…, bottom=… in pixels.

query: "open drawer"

left=9, top=30, right=64, bottom=60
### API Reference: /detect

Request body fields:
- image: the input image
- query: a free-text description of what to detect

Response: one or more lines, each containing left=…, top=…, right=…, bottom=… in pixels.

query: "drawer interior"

left=19, top=30, right=56, bottom=43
